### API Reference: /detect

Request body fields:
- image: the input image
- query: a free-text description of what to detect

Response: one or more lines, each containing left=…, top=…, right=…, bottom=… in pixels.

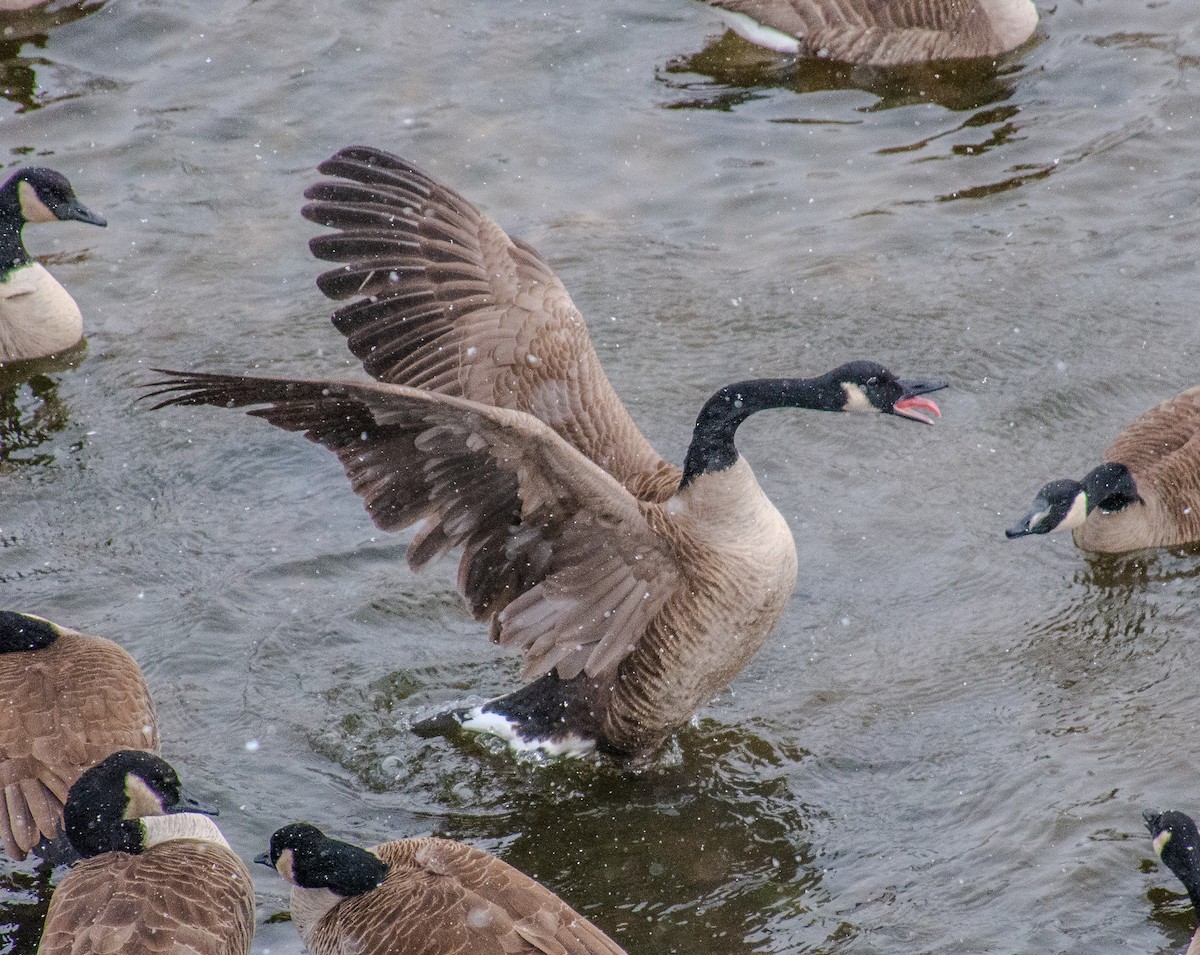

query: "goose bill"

left=892, top=395, right=942, bottom=424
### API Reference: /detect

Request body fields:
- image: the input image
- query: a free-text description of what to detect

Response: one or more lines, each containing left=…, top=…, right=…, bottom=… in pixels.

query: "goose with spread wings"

left=149, top=146, right=946, bottom=762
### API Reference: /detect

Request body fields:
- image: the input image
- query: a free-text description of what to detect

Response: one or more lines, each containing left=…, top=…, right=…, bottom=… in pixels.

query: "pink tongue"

left=893, top=395, right=942, bottom=423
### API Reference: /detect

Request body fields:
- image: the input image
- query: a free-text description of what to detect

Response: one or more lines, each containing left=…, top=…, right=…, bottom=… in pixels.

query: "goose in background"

left=0, top=610, right=157, bottom=861
left=36, top=750, right=254, bottom=955
left=259, top=822, right=627, bottom=955
left=1006, top=385, right=1200, bottom=553
left=148, top=146, right=946, bottom=763
left=1144, top=809, right=1200, bottom=955
left=0, top=167, right=105, bottom=365
left=703, top=0, right=1038, bottom=66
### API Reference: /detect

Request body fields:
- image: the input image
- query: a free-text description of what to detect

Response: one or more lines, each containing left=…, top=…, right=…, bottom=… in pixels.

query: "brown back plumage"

left=301, top=146, right=681, bottom=503
left=710, top=0, right=1038, bottom=65
left=0, top=621, right=158, bottom=861
left=37, top=838, right=254, bottom=955
left=1075, top=385, right=1200, bottom=552
left=296, top=837, right=627, bottom=955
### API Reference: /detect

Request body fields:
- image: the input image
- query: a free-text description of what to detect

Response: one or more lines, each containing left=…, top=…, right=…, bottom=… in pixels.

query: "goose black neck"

left=0, top=180, right=29, bottom=278
left=681, top=377, right=845, bottom=487
left=303, top=837, right=389, bottom=896
left=0, top=611, right=58, bottom=653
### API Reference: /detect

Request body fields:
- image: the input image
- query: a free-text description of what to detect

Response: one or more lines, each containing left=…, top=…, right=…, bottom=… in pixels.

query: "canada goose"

left=259, top=822, right=627, bottom=955
left=703, top=0, right=1038, bottom=65
left=1005, top=385, right=1200, bottom=553
left=0, top=610, right=157, bottom=861
left=37, top=750, right=254, bottom=955
left=0, top=167, right=105, bottom=365
left=1144, top=809, right=1200, bottom=955
left=147, top=146, right=946, bottom=762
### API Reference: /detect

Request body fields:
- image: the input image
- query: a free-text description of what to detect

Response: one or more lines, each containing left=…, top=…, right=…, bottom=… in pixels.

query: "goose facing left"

left=0, top=610, right=158, bottom=861
left=148, top=145, right=947, bottom=763
left=259, top=822, right=628, bottom=955
left=36, top=750, right=255, bottom=955
left=0, top=167, right=106, bottom=364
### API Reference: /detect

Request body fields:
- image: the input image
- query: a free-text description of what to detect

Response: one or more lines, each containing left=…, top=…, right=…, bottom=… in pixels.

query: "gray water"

left=1, top=0, right=1199, bottom=952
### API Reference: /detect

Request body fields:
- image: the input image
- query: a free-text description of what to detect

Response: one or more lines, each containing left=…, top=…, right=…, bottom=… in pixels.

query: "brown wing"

left=0, top=631, right=158, bottom=861
left=712, top=0, right=1004, bottom=62
left=301, top=146, right=680, bottom=503
left=37, top=843, right=255, bottom=955
left=148, top=372, right=680, bottom=681
left=1105, top=386, right=1200, bottom=504
left=325, top=839, right=626, bottom=955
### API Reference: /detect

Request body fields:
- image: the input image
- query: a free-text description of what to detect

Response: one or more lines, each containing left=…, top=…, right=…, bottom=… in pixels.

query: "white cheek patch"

left=17, top=181, right=58, bottom=223
left=1059, top=491, right=1089, bottom=530
left=1153, top=830, right=1172, bottom=857
left=124, top=774, right=166, bottom=818
left=841, top=382, right=878, bottom=414
left=713, top=8, right=803, bottom=53
left=277, top=848, right=296, bottom=883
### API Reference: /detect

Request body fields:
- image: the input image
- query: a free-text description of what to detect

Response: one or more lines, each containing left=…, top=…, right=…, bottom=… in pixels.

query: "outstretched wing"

left=148, top=372, right=680, bottom=680
left=301, top=146, right=681, bottom=502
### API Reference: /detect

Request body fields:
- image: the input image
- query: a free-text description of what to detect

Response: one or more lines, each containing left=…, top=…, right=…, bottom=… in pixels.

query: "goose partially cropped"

left=704, top=0, right=1038, bottom=65
left=1144, top=809, right=1200, bottom=955
left=148, top=146, right=946, bottom=762
left=0, top=610, right=157, bottom=861
left=37, top=750, right=254, bottom=955
left=1006, top=385, right=1200, bottom=553
left=259, top=822, right=627, bottom=955
left=0, top=167, right=105, bottom=365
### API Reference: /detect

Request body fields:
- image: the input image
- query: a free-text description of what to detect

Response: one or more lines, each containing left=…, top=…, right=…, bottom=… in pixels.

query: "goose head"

left=258, top=823, right=388, bottom=896
left=829, top=360, right=946, bottom=424
left=1145, top=809, right=1200, bottom=909
left=63, top=750, right=208, bottom=857
left=1, top=167, right=107, bottom=230
left=1006, top=462, right=1142, bottom=538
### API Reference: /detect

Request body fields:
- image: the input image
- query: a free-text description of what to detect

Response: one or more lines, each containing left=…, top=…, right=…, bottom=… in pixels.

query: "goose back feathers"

left=263, top=823, right=627, bottom=955
left=706, top=0, right=1038, bottom=65
left=37, top=751, right=254, bottom=955
left=1006, top=385, right=1200, bottom=553
left=0, top=611, right=157, bottom=861
left=148, top=146, right=945, bottom=760
left=0, top=167, right=105, bottom=364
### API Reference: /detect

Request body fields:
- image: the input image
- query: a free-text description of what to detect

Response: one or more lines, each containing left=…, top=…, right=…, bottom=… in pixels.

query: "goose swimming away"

left=1144, top=809, right=1200, bottom=955
left=258, top=822, right=628, bottom=955
left=703, top=0, right=1038, bottom=66
left=148, top=146, right=946, bottom=762
left=36, top=750, right=255, bottom=955
left=0, top=167, right=105, bottom=365
left=0, top=610, right=157, bottom=862
left=1006, top=385, right=1200, bottom=553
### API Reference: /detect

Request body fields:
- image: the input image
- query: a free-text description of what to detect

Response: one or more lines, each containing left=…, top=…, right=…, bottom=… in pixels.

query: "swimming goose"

left=148, top=146, right=945, bottom=762
left=704, top=0, right=1038, bottom=65
left=0, top=167, right=105, bottom=365
left=259, top=822, right=627, bottom=955
left=1005, top=386, right=1200, bottom=553
left=1144, top=809, right=1200, bottom=955
left=37, top=750, right=254, bottom=955
left=0, top=610, right=157, bottom=861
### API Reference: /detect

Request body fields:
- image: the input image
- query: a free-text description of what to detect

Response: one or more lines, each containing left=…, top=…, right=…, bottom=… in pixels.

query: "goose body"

left=0, top=167, right=105, bottom=365
left=1144, top=809, right=1200, bottom=955
left=0, top=611, right=158, bottom=861
left=1006, top=385, right=1200, bottom=553
left=262, top=823, right=627, bottom=955
left=706, top=0, right=1037, bottom=65
left=37, top=751, right=254, bottom=955
left=149, top=146, right=945, bottom=761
